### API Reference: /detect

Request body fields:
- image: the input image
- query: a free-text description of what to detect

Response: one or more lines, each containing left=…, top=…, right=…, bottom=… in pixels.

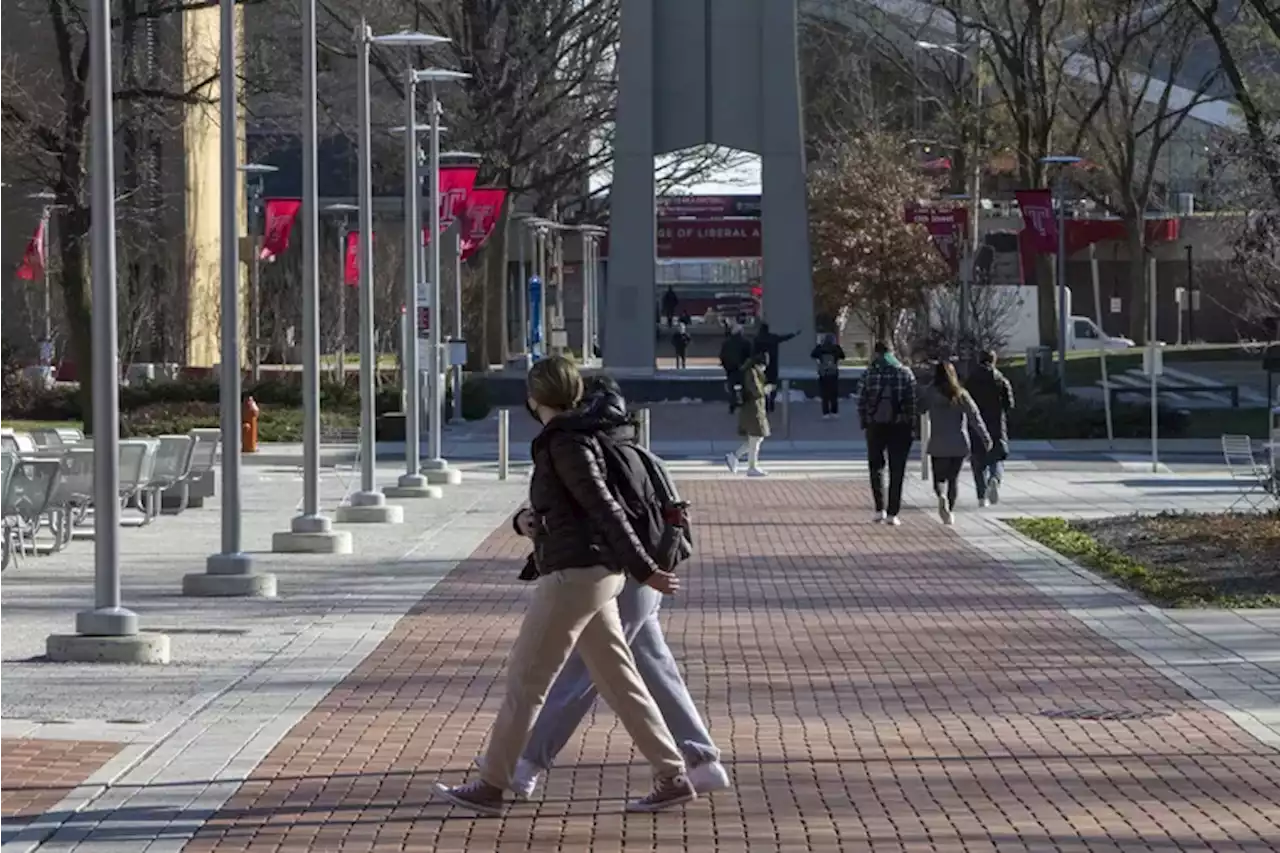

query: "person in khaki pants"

left=434, top=357, right=694, bottom=816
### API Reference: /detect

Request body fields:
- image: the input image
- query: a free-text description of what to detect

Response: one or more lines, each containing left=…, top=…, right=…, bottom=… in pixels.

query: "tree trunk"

left=59, top=208, right=94, bottom=435
left=1126, top=226, right=1148, bottom=342
left=483, top=209, right=510, bottom=369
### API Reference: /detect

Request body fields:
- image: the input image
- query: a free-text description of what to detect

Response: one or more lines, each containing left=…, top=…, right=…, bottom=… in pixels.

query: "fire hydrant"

left=241, top=396, right=260, bottom=454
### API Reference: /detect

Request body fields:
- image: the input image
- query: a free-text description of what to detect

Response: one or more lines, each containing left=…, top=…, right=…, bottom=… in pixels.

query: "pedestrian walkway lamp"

left=271, top=0, right=355, bottom=553
left=239, top=162, right=278, bottom=384
left=441, top=150, right=482, bottom=422
left=337, top=22, right=449, bottom=525
left=416, top=68, right=471, bottom=486
left=1042, top=155, right=1083, bottom=396
left=184, top=0, right=277, bottom=597
left=323, top=202, right=359, bottom=381
left=27, top=191, right=63, bottom=346
left=46, top=0, right=170, bottom=663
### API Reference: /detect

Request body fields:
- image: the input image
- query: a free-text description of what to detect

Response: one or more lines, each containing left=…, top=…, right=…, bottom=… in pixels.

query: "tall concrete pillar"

left=608, top=0, right=815, bottom=372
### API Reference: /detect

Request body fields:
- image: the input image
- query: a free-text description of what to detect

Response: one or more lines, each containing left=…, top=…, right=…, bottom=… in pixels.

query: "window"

left=1074, top=319, right=1098, bottom=339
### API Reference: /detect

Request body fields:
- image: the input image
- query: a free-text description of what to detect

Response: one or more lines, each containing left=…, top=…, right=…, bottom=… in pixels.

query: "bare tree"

left=1066, top=0, right=1223, bottom=340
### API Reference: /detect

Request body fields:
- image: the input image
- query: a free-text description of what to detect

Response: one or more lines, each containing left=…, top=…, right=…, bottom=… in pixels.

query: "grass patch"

left=1009, top=514, right=1280, bottom=608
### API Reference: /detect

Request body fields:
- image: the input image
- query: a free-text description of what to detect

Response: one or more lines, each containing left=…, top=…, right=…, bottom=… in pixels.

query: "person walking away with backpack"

left=491, top=375, right=729, bottom=800
left=922, top=360, right=992, bottom=525
left=672, top=323, right=691, bottom=370
left=434, top=357, right=694, bottom=816
left=725, top=353, right=771, bottom=477
left=964, top=350, right=1015, bottom=506
left=858, top=341, right=917, bottom=526
left=752, top=323, right=800, bottom=413
left=810, top=333, right=846, bottom=419
left=718, top=324, right=752, bottom=414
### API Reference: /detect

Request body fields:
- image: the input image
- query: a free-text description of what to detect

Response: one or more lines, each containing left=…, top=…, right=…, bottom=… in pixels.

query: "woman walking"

left=724, top=352, right=771, bottom=477
left=434, top=356, right=694, bottom=816
left=495, top=376, right=730, bottom=800
left=922, top=361, right=991, bottom=525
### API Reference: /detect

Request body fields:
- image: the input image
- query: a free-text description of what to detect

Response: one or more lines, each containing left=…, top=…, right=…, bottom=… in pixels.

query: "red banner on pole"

left=15, top=219, right=46, bottom=281
left=904, top=204, right=968, bottom=272
left=459, top=188, right=507, bottom=262
left=343, top=230, right=366, bottom=286
left=423, top=165, right=480, bottom=244
left=1015, top=189, right=1057, bottom=254
left=260, top=198, right=302, bottom=260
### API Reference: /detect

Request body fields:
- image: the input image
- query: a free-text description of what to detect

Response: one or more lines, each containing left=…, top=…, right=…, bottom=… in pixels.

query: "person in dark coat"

left=661, top=286, right=679, bottom=328
left=671, top=323, right=691, bottom=370
left=964, top=350, right=1015, bottom=506
left=751, top=323, right=799, bottom=413
left=810, top=334, right=846, bottom=418
left=718, top=324, right=753, bottom=414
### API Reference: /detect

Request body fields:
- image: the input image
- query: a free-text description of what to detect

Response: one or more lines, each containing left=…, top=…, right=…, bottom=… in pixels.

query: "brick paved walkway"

left=1, top=738, right=120, bottom=822
left=179, top=481, right=1279, bottom=852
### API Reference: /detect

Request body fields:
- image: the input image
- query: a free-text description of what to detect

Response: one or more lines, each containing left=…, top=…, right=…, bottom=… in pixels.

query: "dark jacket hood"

left=534, top=388, right=637, bottom=446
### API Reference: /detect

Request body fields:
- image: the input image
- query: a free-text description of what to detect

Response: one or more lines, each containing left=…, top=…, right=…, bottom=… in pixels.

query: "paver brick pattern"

left=1, top=738, right=120, bottom=822
left=184, top=481, right=1280, bottom=852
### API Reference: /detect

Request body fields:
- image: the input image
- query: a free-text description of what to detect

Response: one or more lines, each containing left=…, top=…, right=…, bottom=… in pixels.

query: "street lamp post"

left=417, top=70, right=471, bottom=486
left=183, top=0, right=277, bottom=598
left=47, top=0, right=170, bottom=663
left=239, top=163, right=278, bottom=383
left=1042, top=155, right=1083, bottom=395
left=271, top=0, right=353, bottom=554
left=323, top=203, right=359, bottom=381
left=440, top=150, right=481, bottom=422
left=335, top=22, right=448, bottom=525
left=27, top=191, right=60, bottom=346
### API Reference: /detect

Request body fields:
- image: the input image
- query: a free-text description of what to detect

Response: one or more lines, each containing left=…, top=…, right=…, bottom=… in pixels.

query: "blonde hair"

left=527, top=356, right=583, bottom=411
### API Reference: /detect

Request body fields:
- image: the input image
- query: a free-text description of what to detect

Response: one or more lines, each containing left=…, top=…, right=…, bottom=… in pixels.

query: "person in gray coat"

left=964, top=350, right=1015, bottom=506
left=922, top=361, right=991, bottom=525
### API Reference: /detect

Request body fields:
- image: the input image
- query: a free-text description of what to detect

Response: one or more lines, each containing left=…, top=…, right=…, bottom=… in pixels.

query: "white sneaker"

left=978, top=497, right=989, bottom=508
left=687, top=761, right=731, bottom=793
left=746, top=467, right=768, bottom=477
left=724, top=452, right=739, bottom=474
left=937, top=493, right=949, bottom=523
left=472, top=755, right=543, bottom=800
left=887, top=516, right=902, bottom=527
left=874, top=510, right=887, bottom=523
left=987, top=478, right=1001, bottom=506
left=943, top=510, right=955, bottom=526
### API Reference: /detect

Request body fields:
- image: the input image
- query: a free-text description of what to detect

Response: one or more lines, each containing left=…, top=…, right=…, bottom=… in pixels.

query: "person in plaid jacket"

left=857, top=342, right=918, bottom=525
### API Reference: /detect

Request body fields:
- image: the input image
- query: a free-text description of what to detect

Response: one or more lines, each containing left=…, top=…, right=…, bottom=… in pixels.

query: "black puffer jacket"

left=524, top=391, right=658, bottom=583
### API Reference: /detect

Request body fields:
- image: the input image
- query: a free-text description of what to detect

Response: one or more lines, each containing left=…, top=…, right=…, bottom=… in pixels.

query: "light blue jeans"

left=521, top=578, right=720, bottom=771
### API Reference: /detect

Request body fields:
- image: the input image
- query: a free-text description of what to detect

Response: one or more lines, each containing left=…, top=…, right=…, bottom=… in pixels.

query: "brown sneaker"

left=626, top=773, right=697, bottom=813
left=433, top=779, right=505, bottom=816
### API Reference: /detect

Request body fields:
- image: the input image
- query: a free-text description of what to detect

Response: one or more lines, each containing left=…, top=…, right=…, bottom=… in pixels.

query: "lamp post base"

left=46, top=632, right=170, bottom=665
left=183, top=553, right=278, bottom=598
left=336, top=491, right=404, bottom=524
left=272, top=514, right=353, bottom=554
left=385, top=473, right=443, bottom=499
left=421, top=459, right=463, bottom=486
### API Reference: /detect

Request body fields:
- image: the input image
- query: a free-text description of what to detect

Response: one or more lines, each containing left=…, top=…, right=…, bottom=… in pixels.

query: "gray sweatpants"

left=521, top=578, right=720, bottom=771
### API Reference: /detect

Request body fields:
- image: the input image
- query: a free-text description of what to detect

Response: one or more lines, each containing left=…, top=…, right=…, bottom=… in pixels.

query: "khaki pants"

left=480, top=566, right=685, bottom=788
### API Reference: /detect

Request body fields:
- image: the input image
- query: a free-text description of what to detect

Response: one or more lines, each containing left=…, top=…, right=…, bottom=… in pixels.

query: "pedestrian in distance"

left=725, top=352, right=771, bottom=477
left=662, top=285, right=679, bottom=328
left=434, top=356, right=695, bottom=816
left=672, top=322, right=691, bottom=370
left=752, top=322, right=800, bottom=413
left=921, top=360, right=992, bottom=526
left=858, top=341, right=917, bottom=526
left=718, top=323, right=753, bottom=414
left=810, top=333, right=846, bottom=419
left=490, top=375, right=731, bottom=801
left=964, top=350, right=1015, bottom=506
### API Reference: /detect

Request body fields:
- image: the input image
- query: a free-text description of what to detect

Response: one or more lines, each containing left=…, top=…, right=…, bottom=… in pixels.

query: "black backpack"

left=594, top=433, right=694, bottom=572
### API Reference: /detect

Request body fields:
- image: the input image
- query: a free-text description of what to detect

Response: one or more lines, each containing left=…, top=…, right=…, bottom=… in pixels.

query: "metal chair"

left=141, top=435, right=196, bottom=519
left=3, top=456, right=64, bottom=558
left=2, top=452, right=18, bottom=571
left=1221, top=434, right=1276, bottom=511
left=117, top=440, right=160, bottom=525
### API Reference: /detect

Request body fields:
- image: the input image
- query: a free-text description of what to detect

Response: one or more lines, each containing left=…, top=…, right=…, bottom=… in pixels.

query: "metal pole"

left=356, top=22, right=377, bottom=495
left=452, top=229, right=462, bottom=420
left=781, top=378, right=791, bottom=439
left=1186, top=244, right=1195, bottom=344
left=581, top=235, right=592, bottom=363
left=1149, top=255, right=1159, bottom=473
left=78, top=0, right=133, bottom=636
left=638, top=408, right=651, bottom=451
left=250, top=205, right=263, bottom=383
left=337, top=219, right=348, bottom=381
left=299, top=0, right=321, bottom=520
left=962, top=46, right=982, bottom=347
left=1090, top=243, right=1114, bottom=449
left=1056, top=171, right=1069, bottom=395
left=497, top=408, right=510, bottom=480
left=42, top=205, right=53, bottom=343
left=400, top=71, right=426, bottom=485
left=425, top=82, right=445, bottom=467
left=518, top=221, right=528, bottom=358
